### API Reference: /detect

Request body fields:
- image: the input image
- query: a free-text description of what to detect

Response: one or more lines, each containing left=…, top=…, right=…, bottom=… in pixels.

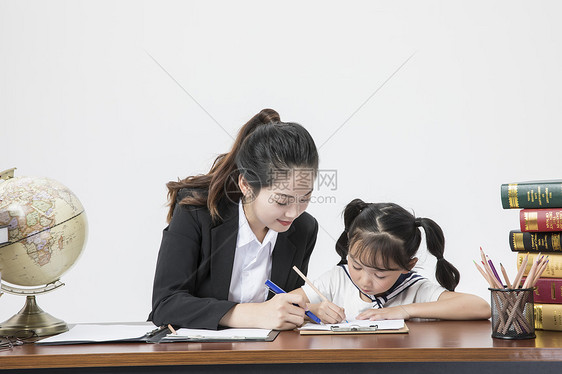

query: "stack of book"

left=501, top=180, right=562, bottom=332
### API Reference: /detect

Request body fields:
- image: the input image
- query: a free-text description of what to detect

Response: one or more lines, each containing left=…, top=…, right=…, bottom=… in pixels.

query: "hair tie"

left=414, top=217, right=422, bottom=227
left=437, top=257, right=445, bottom=262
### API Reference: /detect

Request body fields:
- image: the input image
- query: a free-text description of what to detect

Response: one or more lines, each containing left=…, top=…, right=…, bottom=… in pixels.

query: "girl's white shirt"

left=302, top=265, right=446, bottom=320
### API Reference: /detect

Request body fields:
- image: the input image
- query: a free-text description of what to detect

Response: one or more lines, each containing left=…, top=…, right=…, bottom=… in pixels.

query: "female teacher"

left=149, top=109, right=319, bottom=330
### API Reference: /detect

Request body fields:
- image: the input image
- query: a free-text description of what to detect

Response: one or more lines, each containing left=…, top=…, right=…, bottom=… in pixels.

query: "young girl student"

left=293, top=199, right=490, bottom=323
left=149, top=109, right=320, bottom=330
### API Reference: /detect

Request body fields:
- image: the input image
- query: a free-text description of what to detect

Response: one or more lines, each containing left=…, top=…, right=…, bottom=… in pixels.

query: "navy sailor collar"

left=338, top=264, right=424, bottom=308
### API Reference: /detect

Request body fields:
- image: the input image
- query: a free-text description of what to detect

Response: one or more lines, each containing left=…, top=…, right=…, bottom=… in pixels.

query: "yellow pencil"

left=292, top=266, right=329, bottom=302
left=168, top=324, right=177, bottom=335
left=292, top=266, right=348, bottom=322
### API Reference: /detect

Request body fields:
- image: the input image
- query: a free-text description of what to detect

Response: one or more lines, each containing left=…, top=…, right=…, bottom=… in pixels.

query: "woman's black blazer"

left=149, top=195, right=319, bottom=329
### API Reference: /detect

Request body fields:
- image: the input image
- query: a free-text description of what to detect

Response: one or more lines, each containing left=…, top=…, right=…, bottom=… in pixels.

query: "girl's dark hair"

left=335, top=199, right=460, bottom=291
left=166, top=109, right=319, bottom=222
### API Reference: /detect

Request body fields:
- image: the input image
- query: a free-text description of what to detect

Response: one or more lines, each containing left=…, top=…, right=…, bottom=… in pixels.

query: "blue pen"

left=265, top=279, right=323, bottom=324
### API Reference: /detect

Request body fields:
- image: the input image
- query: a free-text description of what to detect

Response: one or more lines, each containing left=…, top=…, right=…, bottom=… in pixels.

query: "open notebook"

left=299, top=319, right=408, bottom=335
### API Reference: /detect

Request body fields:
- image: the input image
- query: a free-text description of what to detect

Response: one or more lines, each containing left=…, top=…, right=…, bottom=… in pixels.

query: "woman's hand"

left=220, top=293, right=307, bottom=330
left=356, top=305, right=411, bottom=321
left=309, top=301, right=346, bottom=324
left=261, top=293, right=308, bottom=329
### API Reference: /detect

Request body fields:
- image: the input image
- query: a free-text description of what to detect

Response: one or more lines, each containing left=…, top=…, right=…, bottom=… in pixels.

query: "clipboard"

left=299, top=323, right=409, bottom=335
left=299, top=319, right=409, bottom=335
left=159, top=329, right=279, bottom=343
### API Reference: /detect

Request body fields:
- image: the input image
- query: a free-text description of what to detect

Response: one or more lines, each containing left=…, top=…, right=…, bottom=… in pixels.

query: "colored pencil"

left=499, top=263, right=513, bottom=289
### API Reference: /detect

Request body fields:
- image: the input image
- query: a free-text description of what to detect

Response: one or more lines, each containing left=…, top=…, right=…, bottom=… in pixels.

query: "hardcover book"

left=517, top=252, right=562, bottom=278
left=534, top=303, right=562, bottom=331
left=501, top=180, right=562, bottom=209
left=524, top=277, right=562, bottom=304
left=520, top=208, right=562, bottom=232
left=509, top=230, right=562, bottom=252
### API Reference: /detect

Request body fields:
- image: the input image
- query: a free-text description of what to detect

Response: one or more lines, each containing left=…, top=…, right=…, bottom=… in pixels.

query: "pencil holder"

left=489, top=288, right=535, bottom=340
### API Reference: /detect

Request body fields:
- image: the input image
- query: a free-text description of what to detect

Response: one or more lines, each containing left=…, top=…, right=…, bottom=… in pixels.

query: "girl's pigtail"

left=417, top=217, right=460, bottom=291
left=336, top=198, right=369, bottom=264
left=335, top=231, right=349, bottom=265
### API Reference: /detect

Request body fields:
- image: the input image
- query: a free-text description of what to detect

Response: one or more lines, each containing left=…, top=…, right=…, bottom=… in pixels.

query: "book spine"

left=520, top=208, right=562, bottom=232
left=509, top=230, right=562, bottom=252
left=534, top=303, right=562, bottom=331
left=517, top=253, right=562, bottom=278
left=501, top=182, right=562, bottom=209
left=524, top=277, right=562, bottom=303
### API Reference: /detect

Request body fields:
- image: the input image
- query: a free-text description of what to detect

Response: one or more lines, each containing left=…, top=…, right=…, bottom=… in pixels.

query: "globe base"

left=0, top=295, right=68, bottom=337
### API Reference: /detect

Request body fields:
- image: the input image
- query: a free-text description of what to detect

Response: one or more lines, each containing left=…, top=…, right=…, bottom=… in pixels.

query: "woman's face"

left=346, top=250, right=412, bottom=297
left=240, top=170, right=314, bottom=237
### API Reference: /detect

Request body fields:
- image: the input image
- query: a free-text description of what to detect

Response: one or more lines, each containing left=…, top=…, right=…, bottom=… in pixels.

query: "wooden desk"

left=1, top=320, right=562, bottom=373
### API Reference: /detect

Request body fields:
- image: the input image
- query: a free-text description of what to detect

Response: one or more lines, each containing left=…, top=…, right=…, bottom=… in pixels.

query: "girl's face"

left=240, top=171, right=314, bottom=238
left=347, top=250, right=414, bottom=299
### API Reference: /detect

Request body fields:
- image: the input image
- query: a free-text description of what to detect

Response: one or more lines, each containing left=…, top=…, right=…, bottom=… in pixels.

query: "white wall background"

left=1, top=0, right=561, bottom=324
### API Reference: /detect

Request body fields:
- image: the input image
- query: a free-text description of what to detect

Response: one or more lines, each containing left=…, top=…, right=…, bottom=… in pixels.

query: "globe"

left=0, top=170, right=87, bottom=336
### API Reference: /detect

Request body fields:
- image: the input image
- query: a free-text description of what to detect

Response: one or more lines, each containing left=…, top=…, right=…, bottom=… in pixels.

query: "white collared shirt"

left=228, top=200, right=278, bottom=303
left=302, top=265, right=446, bottom=320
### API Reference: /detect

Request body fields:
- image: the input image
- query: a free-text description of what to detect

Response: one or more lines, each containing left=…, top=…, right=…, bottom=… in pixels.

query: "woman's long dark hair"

left=166, top=109, right=319, bottom=222
left=335, top=199, right=460, bottom=291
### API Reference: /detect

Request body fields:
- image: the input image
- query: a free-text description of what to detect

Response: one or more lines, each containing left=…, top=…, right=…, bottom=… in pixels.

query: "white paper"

left=299, top=319, right=404, bottom=331
left=0, top=226, right=8, bottom=244
left=37, top=324, right=152, bottom=344
left=163, top=328, right=271, bottom=340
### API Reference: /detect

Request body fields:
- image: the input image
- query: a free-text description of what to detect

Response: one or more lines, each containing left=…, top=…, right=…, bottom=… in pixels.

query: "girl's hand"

left=309, top=301, right=346, bottom=324
left=356, top=305, right=411, bottom=321
left=355, top=292, right=491, bottom=322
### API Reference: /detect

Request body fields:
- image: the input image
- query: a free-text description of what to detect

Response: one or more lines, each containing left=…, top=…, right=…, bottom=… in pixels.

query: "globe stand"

left=0, top=171, right=87, bottom=338
left=0, top=295, right=68, bottom=337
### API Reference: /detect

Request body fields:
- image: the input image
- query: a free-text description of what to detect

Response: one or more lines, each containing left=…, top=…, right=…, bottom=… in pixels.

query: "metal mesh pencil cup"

left=489, top=287, right=535, bottom=340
